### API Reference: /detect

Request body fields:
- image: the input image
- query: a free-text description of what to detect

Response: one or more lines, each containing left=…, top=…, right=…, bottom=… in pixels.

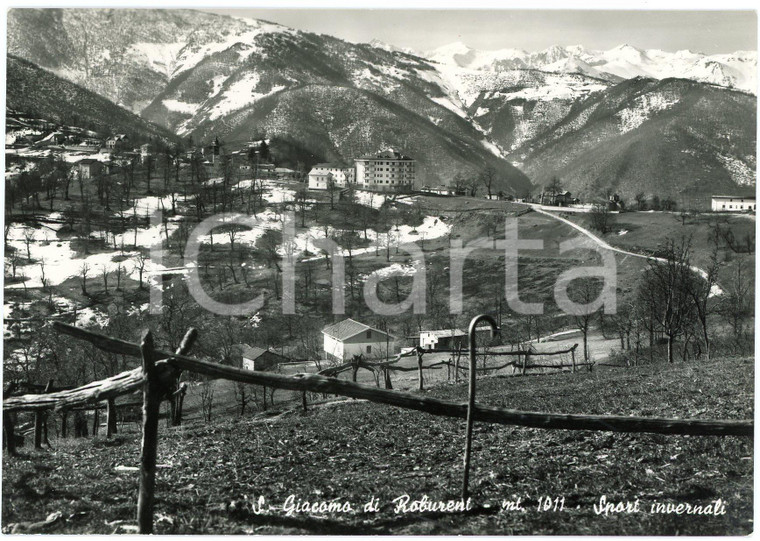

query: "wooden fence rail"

left=5, top=323, right=750, bottom=440
left=3, top=322, right=753, bottom=534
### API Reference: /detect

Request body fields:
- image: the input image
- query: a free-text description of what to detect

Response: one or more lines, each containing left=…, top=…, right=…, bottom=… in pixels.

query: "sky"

left=206, top=9, right=757, bottom=54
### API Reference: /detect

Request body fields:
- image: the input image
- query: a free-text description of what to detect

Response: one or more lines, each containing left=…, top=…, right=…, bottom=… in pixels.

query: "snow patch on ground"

left=355, top=190, right=389, bottom=209
left=172, top=21, right=294, bottom=77
left=76, top=306, right=109, bottom=328
left=716, top=154, right=755, bottom=186
left=367, top=263, right=418, bottom=279
left=129, top=42, right=186, bottom=79
left=430, top=96, right=468, bottom=118
left=206, top=73, right=286, bottom=121
left=162, top=99, right=201, bottom=115
left=481, top=138, right=506, bottom=158
left=617, top=91, right=679, bottom=134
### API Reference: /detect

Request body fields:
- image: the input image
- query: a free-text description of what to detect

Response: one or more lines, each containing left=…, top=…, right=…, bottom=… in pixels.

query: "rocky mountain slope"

left=516, top=77, right=756, bottom=201
left=6, top=55, right=179, bottom=144
left=7, top=8, right=272, bottom=112
left=139, top=28, right=532, bottom=190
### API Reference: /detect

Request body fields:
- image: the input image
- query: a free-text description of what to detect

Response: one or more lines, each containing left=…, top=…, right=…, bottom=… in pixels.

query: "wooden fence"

left=2, top=321, right=753, bottom=533
left=318, top=342, right=585, bottom=392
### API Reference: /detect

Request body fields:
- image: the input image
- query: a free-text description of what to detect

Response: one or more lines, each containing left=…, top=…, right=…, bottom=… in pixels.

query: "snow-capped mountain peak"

left=428, top=42, right=757, bottom=94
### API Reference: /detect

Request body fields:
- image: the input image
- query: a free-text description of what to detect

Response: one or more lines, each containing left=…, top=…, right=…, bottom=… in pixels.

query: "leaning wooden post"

left=3, top=383, right=18, bottom=457
left=170, top=328, right=198, bottom=426
left=384, top=367, right=393, bottom=390
left=417, top=348, right=424, bottom=391
left=351, top=357, right=359, bottom=383
left=462, top=314, right=498, bottom=501
left=175, top=383, right=187, bottom=426
left=107, top=398, right=117, bottom=437
left=137, top=330, right=161, bottom=534
left=34, top=379, right=53, bottom=448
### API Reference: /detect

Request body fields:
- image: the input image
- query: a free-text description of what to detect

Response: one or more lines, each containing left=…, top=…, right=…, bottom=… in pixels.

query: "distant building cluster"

left=307, top=149, right=415, bottom=193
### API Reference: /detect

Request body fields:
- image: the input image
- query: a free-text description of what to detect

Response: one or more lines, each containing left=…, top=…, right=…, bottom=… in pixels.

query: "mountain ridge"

left=6, top=8, right=756, bottom=199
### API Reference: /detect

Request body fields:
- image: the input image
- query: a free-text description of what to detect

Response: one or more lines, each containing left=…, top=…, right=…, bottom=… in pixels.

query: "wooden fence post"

left=34, top=379, right=53, bottom=449
left=107, top=398, right=117, bottom=437
left=417, top=349, right=424, bottom=391
left=174, top=383, right=187, bottom=426
left=522, top=351, right=529, bottom=376
left=137, top=330, right=161, bottom=534
left=462, top=315, right=498, bottom=501
left=92, top=406, right=99, bottom=436
left=571, top=346, right=576, bottom=373
left=3, top=383, right=18, bottom=456
left=302, top=390, right=308, bottom=412
left=61, top=412, right=68, bottom=439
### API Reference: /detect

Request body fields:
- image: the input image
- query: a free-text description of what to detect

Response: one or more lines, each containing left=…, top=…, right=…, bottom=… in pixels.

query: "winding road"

left=525, top=204, right=723, bottom=296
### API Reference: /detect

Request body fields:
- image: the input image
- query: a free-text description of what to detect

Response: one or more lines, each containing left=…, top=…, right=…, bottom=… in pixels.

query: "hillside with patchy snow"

left=516, top=77, right=756, bottom=200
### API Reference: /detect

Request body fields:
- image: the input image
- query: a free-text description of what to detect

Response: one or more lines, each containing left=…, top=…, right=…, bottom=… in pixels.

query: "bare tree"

left=636, top=238, right=695, bottom=363
left=133, top=253, right=148, bottom=289
left=23, top=230, right=35, bottom=260
left=683, top=247, right=722, bottom=360
left=80, top=262, right=90, bottom=295
left=294, top=188, right=309, bottom=227
left=480, top=166, right=498, bottom=199
left=634, top=192, right=647, bottom=211
left=200, top=378, right=214, bottom=422
left=720, top=259, right=752, bottom=343
left=589, top=202, right=613, bottom=234
left=568, top=278, right=601, bottom=362
left=101, top=264, right=109, bottom=294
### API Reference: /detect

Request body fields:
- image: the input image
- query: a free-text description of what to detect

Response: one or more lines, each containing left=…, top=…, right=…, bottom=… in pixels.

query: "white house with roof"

left=308, top=163, right=354, bottom=190
left=322, top=318, right=396, bottom=361
left=419, top=326, right=494, bottom=350
left=711, top=195, right=756, bottom=212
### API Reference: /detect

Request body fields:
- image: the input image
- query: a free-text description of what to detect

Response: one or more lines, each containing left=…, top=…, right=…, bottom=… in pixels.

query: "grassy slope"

left=2, top=356, right=752, bottom=534
left=559, top=210, right=756, bottom=291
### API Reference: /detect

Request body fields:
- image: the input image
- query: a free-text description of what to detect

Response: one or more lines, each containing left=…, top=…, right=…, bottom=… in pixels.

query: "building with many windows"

left=711, top=195, right=756, bottom=212
left=354, top=150, right=415, bottom=192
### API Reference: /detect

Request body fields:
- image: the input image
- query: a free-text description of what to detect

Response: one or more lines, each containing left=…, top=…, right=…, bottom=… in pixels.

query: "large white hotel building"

left=354, top=150, right=415, bottom=192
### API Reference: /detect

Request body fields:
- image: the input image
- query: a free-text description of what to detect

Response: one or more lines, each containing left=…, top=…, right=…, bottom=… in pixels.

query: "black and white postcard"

left=1, top=3, right=756, bottom=536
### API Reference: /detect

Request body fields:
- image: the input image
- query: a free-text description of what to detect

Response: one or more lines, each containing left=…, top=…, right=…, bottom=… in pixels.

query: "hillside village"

left=4, top=103, right=755, bottom=388
left=1, top=8, right=756, bottom=536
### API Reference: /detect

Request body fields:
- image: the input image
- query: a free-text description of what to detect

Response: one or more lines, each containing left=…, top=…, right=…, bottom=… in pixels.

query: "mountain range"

left=6, top=8, right=757, bottom=200
left=428, top=42, right=756, bottom=94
